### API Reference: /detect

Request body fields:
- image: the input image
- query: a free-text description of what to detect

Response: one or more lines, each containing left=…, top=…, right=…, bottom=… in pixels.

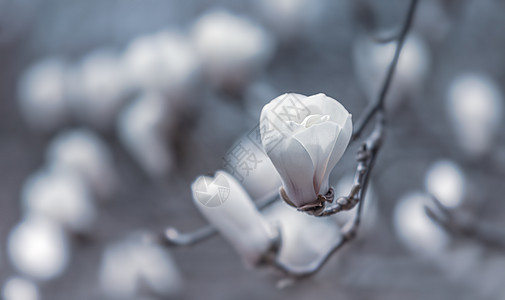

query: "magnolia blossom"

left=17, top=58, right=70, bottom=132
left=255, top=0, right=327, bottom=41
left=67, top=48, right=130, bottom=129
left=46, top=129, right=117, bottom=199
left=8, top=216, right=69, bottom=280
left=191, top=9, right=275, bottom=90
left=117, top=92, right=174, bottom=178
left=2, top=277, right=39, bottom=300
left=191, top=170, right=276, bottom=266
left=21, top=168, right=96, bottom=233
left=263, top=201, right=342, bottom=271
left=393, top=192, right=450, bottom=256
left=223, top=133, right=282, bottom=203
left=260, top=93, right=352, bottom=208
left=425, top=160, right=465, bottom=208
left=446, top=73, right=503, bottom=157
left=122, top=30, right=200, bottom=98
left=99, top=233, right=182, bottom=298
left=353, top=34, right=430, bottom=110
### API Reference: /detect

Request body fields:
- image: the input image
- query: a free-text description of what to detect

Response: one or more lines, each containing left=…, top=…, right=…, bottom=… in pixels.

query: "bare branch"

left=425, top=196, right=505, bottom=252
left=352, top=0, right=419, bottom=142
left=273, top=0, right=419, bottom=276
left=160, top=0, right=419, bottom=280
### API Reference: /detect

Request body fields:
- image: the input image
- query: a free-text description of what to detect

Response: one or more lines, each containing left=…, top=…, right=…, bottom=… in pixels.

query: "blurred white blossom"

left=21, top=168, right=96, bottom=233
left=2, top=277, right=39, bottom=300
left=67, top=48, right=131, bottom=129
left=100, top=233, right=182, bottom=299
left=123, top=30, right=200, bottom=98
left=17, top=58, right=70, bottom=132
left=263, top=201, right=342, bottom=271
left=447, top=73, right=504, bottom=157
left=191, top=170, right=276, bottom=266
left=192, top=9, right=275, bottom=90
left=46, top=129, right=117, bottom=199
left=255, top=0, right=327, bottom=41
left=8, top=216, right=69, bottom=281
left=118, top=92, right=175, bottom=178
left=260, top=93, right=352, bottom=208
left=353, top=34, right=430, bottom=110
left=425, top=160, right=466, bottom=208
left=393, top=192, right=450, bottom=256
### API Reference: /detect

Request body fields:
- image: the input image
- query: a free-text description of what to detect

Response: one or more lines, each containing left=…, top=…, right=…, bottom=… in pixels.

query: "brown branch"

left=425, top=196, right=505, bottom=252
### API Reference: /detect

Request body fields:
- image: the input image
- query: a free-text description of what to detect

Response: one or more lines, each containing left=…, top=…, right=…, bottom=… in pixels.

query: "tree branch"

left=160, top=0, right=419, bottom=279
left=425, top=196, right=505, bottom=252
left=352, top=0, right=419, bottom=142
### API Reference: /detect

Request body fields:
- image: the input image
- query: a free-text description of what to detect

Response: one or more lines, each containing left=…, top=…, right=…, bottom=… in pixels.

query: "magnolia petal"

left=319, top=114, right=352, bottom=195
left=191, top=170, right=274, bottom=266
left=304, top=93, right=351, bottom=128
left=291, top=121, right=340, bottom=194
left=266, top=135, right=317, bottom=207
left=260, top=93, right=309, bottom=131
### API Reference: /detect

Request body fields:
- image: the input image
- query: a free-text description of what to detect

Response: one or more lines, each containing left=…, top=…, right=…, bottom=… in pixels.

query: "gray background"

left=1, top=0, right=505, bottom=299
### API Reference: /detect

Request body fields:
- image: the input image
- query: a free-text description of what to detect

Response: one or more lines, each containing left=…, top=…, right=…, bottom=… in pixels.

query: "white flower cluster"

left=189, top=93, right=373, bottom=271
left=7, top=129, right=116, bottom=288
left=12, top=7, right=284, bottom=298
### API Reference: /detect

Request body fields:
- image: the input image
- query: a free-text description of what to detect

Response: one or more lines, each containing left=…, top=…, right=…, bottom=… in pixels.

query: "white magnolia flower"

left=446, top=73, right=503, bottom=157
left=222, top=132, right=282, bottom=203
left=353, top=34, right=430, bottom=111
left=123, top=30, right=200, bottom=98
left=2, top=277, right=39, bottom=300
left=118, top=92, right=174, bottom=178
left=191, top=9, right=275, bottom=90
left=17, top=58, right=70, bottom=132
left=424, top=160, right=465, bottom=208
left=46, top=129, right=117, bottom=199
left=99, top=233, right=182, bottom=299
left=263, top=201, right=342, bottom=271
left=255, top=0, right=327, bottom=41
left=22, top=168, right=96, bottom=233
left=8, top=216, right=69, bottom=281
left=191, top=170, right=275, bottom=266
left=393, top=192, right=450, bottom=256
left=67, top=48, right=130, bottom=129
left=260, top=93, right=352, bottom=208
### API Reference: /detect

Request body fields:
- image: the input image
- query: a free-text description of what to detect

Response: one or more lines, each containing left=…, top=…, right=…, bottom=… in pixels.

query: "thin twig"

left=425, top=196, right=505, bottom=252
left=275, top=0, right=419, bottom=276
left=274, top=116, right=384, bottom=277
left=352, top=0, right=419, bottom=142
left=161, top=192, right=280, bottom=247
left=161, top=0, right=419, bottom=277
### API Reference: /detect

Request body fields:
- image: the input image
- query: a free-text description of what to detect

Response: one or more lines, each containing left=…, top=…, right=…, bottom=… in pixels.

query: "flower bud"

left=260, top=93, right=352, bottom=208
left=191, top=170, right=275, bottom=266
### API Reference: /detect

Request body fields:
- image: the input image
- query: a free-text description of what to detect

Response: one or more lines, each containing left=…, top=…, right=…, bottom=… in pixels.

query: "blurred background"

left=2, top=0, right=505, bottom=299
